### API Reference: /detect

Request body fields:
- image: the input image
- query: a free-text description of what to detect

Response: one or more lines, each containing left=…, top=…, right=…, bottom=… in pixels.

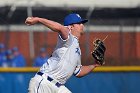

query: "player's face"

left=73, top=23, right=84, bottom=34
left=40, top=52, right=47, bottom=58
left=79, top=23, right=84, bottom=34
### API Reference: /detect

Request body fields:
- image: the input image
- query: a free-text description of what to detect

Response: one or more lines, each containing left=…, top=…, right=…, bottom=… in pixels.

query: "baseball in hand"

left=27, top=17, right=32, bottom=20
left=25, top=17, right=33, bottom=25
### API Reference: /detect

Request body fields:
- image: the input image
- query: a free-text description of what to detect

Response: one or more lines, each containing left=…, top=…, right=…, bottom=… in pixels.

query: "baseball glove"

left=91, top=37, right=107, bottom=65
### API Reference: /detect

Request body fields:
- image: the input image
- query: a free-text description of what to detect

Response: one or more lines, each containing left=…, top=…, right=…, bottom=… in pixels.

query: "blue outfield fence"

left=66, top=72, right=140, bottom=93
left=0, top=67, right=140, bottom=93
left=0, top=72, right=34, bottom=93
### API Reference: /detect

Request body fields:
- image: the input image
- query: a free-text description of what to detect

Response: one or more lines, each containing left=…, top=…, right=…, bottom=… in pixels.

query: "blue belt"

left=37, top=72, right=62, bottom=87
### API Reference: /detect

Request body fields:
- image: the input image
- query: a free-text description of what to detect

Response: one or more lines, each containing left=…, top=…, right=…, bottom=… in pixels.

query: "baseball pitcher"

left=25, top=13, right=106, bottom=93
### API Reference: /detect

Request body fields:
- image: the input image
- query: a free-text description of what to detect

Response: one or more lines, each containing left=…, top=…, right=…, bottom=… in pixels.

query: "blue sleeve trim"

left=74, top=68, right=81, bottom=76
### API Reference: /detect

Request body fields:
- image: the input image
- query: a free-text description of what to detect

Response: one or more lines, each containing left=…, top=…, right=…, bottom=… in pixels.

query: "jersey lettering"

left=75, top=48, right=81, bottom=56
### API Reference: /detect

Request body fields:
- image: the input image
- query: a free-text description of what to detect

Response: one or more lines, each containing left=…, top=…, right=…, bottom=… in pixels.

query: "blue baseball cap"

left=6, top=49, right=12, bottom=55
left=64, top=13, right=88, bottom=26
left=40, top=48, right=46, bottom=53
left=12, top=47, right=18, bottom=51
left=0, top=43, right=5, bottom=48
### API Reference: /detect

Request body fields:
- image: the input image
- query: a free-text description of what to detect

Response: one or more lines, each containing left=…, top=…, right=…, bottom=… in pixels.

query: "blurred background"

left=0, top=0, right=140, bottom=93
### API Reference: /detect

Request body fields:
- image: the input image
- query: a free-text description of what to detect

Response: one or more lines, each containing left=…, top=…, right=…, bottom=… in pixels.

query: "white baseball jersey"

left=39, top=32, right=82, bottom=84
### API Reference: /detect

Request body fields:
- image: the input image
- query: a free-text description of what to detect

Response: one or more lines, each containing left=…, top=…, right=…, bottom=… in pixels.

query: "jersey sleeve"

left=58, top=32, right=74, bottom=48
left=73, top=65, right=82, bottom=76
left=73, top=57, right=82, bottom=76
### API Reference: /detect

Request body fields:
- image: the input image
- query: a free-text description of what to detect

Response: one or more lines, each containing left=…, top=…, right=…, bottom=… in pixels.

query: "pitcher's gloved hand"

left=92, top=39, right=106, bottom=65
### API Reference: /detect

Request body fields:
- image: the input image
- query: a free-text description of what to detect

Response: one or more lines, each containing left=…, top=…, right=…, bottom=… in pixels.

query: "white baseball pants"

left=28, top=75, right=72, bottom=93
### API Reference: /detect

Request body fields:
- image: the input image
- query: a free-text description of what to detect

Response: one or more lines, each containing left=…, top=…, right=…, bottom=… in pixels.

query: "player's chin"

left=80, top=31, right=84, bottom=35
